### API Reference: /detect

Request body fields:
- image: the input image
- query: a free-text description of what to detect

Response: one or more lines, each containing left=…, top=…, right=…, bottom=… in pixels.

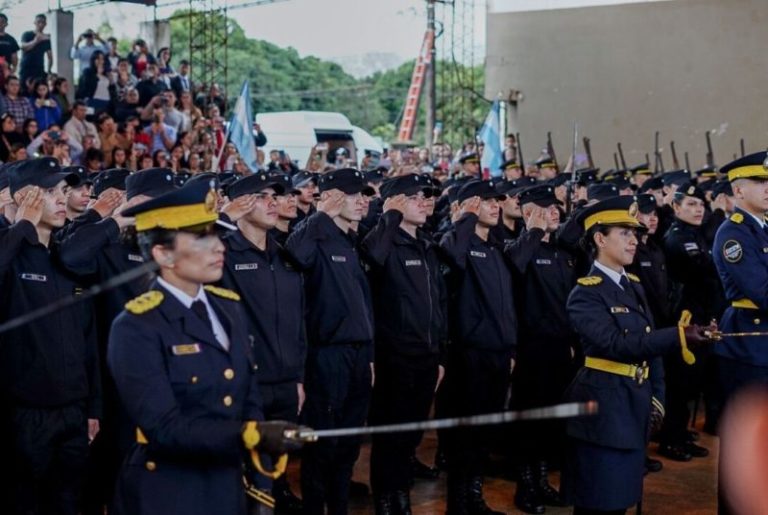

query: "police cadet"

left=661, top=182, right=724, bottom=460
left=535, top=155, right=558, bottom=181
left=63, top=165, right=94, bottom=222
left=108, top=180, right=303, bottom=515
left=0, top=158, right=100, bottom=515
left=563, top=195, right=714, bottom=515
left=712, top=152, right=768, bottom=513
left=440, top=179, right=515, bottom=515
left=501, top=157, right=523, bottom=181
left=285, top=168, right=375, bottom=515
left=458, top=152, right=481, bottom=179
left=359, top=167, right=386, bottom=238
left=630, top=163, right=653, bottom=190
left=657, top=169, right=692, bottom=242
left=268, top=172, right=300, bottom=247
left=488, top=176, right=536, bottom=249
left=290, top=170, right=318, bottom=230
left=0, top=163, right=15, bottom=227
left=360, top=173, right=446, bottom=515
left=505, top=184, right=576, bottom=513
left=218, top=171, right=307, bottom=514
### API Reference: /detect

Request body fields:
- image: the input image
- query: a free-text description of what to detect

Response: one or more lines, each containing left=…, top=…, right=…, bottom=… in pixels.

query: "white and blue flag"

left=479, top=100, right=503, bottom=178
left=226, top=80, right=257, bottom=171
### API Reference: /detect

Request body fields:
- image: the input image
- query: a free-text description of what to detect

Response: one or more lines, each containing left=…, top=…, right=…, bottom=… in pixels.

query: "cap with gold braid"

left=721, top=151, right=768, bottom=183
left=577, top=195, right=642, bottom=231
left=122, top=179, right=218, bottom=232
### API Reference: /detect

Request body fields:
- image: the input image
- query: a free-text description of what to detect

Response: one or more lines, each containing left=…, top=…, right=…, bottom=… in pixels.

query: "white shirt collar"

left=157, top=277, right=206, bottom=309
left=593, top=260, right=628, bottom=289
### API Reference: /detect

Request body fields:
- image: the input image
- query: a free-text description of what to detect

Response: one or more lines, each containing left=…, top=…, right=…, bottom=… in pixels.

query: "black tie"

left=619, top=275, right=632, bottom=292
left=191, top=300, right=213, bottom=333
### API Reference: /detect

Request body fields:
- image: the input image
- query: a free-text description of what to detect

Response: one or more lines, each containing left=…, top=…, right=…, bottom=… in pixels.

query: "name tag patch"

left=405, top=259, right=422, bottom=267
left=20, top=273, right=47, bottom=282
left=470, top=251, right=486, bottom=258
left=684, top=242, right=700, bottom=252
left=331, top=255, right=347, bottom=263
left=127, top=254, right=144, bottom=262
left=535, top=259, right=552, bottom=265
left=640, top=261, right=652, bottom=267
left=235, top=263, right=258, bottom=271
left=610, top=306, right=630, bottom=314
left=172, top=344, right=202, bottom=356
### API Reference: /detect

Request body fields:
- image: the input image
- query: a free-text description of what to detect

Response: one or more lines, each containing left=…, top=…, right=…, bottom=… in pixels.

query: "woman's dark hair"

left=579, top=224, right=614, bottom=259
left=158, top=47, right=171, bottom=63
left=111, top=146, right=127, bottom=164
left=153, top=149, right=168, bottom=166
left=135, top=228, right=177, bottom=262
left=22, top=117, right=38, bottom=135
left=32, top=79, right=49, bottom=97
left=89, top=50, right=105, bottom=71
left=53, top=77, right=67, bottom=92
left=85, top=147, right=104, bottom=165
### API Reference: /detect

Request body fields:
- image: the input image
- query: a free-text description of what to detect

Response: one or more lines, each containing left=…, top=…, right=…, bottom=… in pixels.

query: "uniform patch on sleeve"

left=723, top=239, right=743, bottom=263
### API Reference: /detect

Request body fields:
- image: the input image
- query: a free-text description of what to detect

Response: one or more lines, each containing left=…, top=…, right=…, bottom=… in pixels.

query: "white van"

left=255, top=111, right=384, bottom=168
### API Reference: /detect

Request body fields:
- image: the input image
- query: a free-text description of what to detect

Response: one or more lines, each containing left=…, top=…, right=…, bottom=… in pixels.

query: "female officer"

left=562, top=195, right=714, bottom=515
left=107, top=180, right=302, bottom=515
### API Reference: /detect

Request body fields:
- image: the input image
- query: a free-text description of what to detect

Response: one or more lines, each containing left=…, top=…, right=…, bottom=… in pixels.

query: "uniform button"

left=253, top=364, right=259, bottom=371
left=645, top=326, right=651, bottom=333
left=190, top=376, right=198, bottom=384
left=223, top=395, right=233, bottom=407
left=224, top=369, right=235, bottom=380
left=754, top=319, right=761, bottom=325
left=145, top=461, right=157, bottom=471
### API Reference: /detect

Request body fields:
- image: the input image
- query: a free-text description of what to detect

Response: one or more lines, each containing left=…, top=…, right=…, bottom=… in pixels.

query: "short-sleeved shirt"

left=20, top=31, right=51, bottom=82
left=0, top=33, right=20, bottom=64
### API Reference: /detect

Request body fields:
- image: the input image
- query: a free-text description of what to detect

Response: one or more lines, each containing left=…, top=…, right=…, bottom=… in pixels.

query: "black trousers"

left=442, top=347, right=512, bottom=476
left=659, top=350, right=710, bottom=446
left=369, top=351, right=439, bottom=494
left=7, top=402, right=89, bottom=515
left=300, top=343, right=372, bottom=515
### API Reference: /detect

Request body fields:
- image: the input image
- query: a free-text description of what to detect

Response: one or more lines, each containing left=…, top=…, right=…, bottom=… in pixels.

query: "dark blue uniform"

left=0, top=220, right=101, bottom=515
left=361, top=209, right=446, bottom=497
left=285, top=210, right=374, bottom=515
left=220, top=231, right=307, bottom=419
left=713, top=208, right=768, bottom=404
left=108, top=283, right=264, bottom=515
left=563, top=266, right=678, bottom=511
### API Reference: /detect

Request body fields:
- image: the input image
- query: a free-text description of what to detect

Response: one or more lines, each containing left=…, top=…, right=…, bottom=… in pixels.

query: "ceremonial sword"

left=285, top=401, right=597, bottom=441
left=707, top=330, right=768, bottom=340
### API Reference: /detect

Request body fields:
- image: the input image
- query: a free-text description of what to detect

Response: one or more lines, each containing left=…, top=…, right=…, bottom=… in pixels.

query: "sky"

left=2, top=0, right=486, bottom=77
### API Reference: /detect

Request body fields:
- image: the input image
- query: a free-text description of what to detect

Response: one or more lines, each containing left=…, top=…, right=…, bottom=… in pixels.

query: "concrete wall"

left=139, top=20, right=171, bottom=58
left=49, top=10, right=74, bottom=102
left=485, top=0, right=768, bottom=169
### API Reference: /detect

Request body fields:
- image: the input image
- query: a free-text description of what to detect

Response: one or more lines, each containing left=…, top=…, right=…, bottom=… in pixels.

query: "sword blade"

left=292, top=401, right=597, bottom=441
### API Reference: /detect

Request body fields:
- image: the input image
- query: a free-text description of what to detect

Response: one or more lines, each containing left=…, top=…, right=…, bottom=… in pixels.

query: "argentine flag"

left=227, top=81, right=258, bottom=171
left=479, top=100, right=503, bottom=178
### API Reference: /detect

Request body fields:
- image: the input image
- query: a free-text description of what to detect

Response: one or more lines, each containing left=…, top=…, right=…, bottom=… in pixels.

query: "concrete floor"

left=287, top=423, right=718, bottom=514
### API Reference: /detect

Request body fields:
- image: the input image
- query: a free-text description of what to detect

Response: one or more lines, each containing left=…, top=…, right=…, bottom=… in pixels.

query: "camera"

left=49, top=130, right=60, bottom=141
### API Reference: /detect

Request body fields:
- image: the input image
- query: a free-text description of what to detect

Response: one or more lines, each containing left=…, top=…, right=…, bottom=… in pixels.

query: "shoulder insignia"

left=577, top=276, right=603, bottom=286
left=204, top=285, right=241, bottom=301
left=626, top=273, right=641, bottom=283
left=125, top=290, right=164, bottom=314
left=730, top=213, right=744, bottom=224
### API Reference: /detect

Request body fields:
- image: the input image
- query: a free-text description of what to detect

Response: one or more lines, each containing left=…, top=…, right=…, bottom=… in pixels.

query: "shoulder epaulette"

left=730, top=213, right=744, bottom=224
left=125, top=290, right=164, bottom=314
left=204, top=285, right=241, bottom=301
left=577, top=276, right=603, bottom=286
left=626, top=273, right=641, bottom=283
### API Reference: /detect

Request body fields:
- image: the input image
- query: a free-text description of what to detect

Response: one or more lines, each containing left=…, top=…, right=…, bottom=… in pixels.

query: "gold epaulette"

left=626, top=273, right=641, bottom=283
left=125, top=290, right=164, bottom=314
left=577, top=276, right=603, bottom=286
left=730, top=213, right=744, bottom=224
left=204, top=285, right=241, bottom=301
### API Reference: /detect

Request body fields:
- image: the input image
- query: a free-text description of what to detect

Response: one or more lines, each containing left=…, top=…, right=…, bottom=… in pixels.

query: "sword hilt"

left=705, top=329, right=723, bottom=341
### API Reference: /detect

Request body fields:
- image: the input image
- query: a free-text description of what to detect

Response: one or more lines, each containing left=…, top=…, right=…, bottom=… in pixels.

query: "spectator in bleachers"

left=30, top=78, right=61, bottom=131
left=169, top=143, right=184, bottom=172
left=170, top=59, right=193, bottom=98
left=51, top=77, right=71, bottom=116
left=156, top=47, right=173, bottom=87
left=106, top=36, right=121, bottom=70
left=3, top=75, right=33, bottom=128
left=196, top=82, right=226, bottom=116
left=83, top=147, right=103, bottom=174
left=76, top=50, right=114, bottom=113
left=0, top=13, right=20, bottom=74
left=143, top=103, right=176, bottom=154
left=0, top=112, right=22, bottom=161
left=178, top=90, right=201, bottom=132
left=136, top=62, right=167, bottom=106
left=114, top=58, right=137, bottom=101
left=114, top=86, right=141, bottom=123
left=152, top=148, right=169, bottom=168
left=184, top=150, right=202, bottom=175
left=7, top=141, right=25, bottom=161
left=20, top=117, right=37, bottom=147
left=96, top=112, right=118, bottom=166
left=19, top=14, right=52, bottom=92
left=115, top=121, right=135, bottom=152
left=127, top=38, right=154, bottom=78
left=27, top=125, right=82, bottom=163
left=70, top=29, right=108, bottom=75
left=138, top=152, right=152, bottom=170
left=64, top=100, right=100, bottom=148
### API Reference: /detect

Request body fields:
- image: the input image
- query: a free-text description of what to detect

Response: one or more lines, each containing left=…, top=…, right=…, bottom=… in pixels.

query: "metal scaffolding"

left=187, top=0, right=228, bottom=99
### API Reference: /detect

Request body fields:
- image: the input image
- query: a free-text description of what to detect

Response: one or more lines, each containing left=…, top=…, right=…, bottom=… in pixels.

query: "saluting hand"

left=14, top=186, right=44, bottom=226
left=525, top=205, right=549, bottom=232
left=220, top=194, right=258, bottom=223
left=318, top=190, right=345, bottom=218
left=459, top=196, right=482, bottom=218
left=91, top=188, right=123, bottom=218
left=383, top=194, right=407, bottom=215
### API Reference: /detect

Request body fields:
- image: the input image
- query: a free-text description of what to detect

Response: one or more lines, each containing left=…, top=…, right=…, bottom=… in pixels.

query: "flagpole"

left=215, top=80, right=247, bottom=173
